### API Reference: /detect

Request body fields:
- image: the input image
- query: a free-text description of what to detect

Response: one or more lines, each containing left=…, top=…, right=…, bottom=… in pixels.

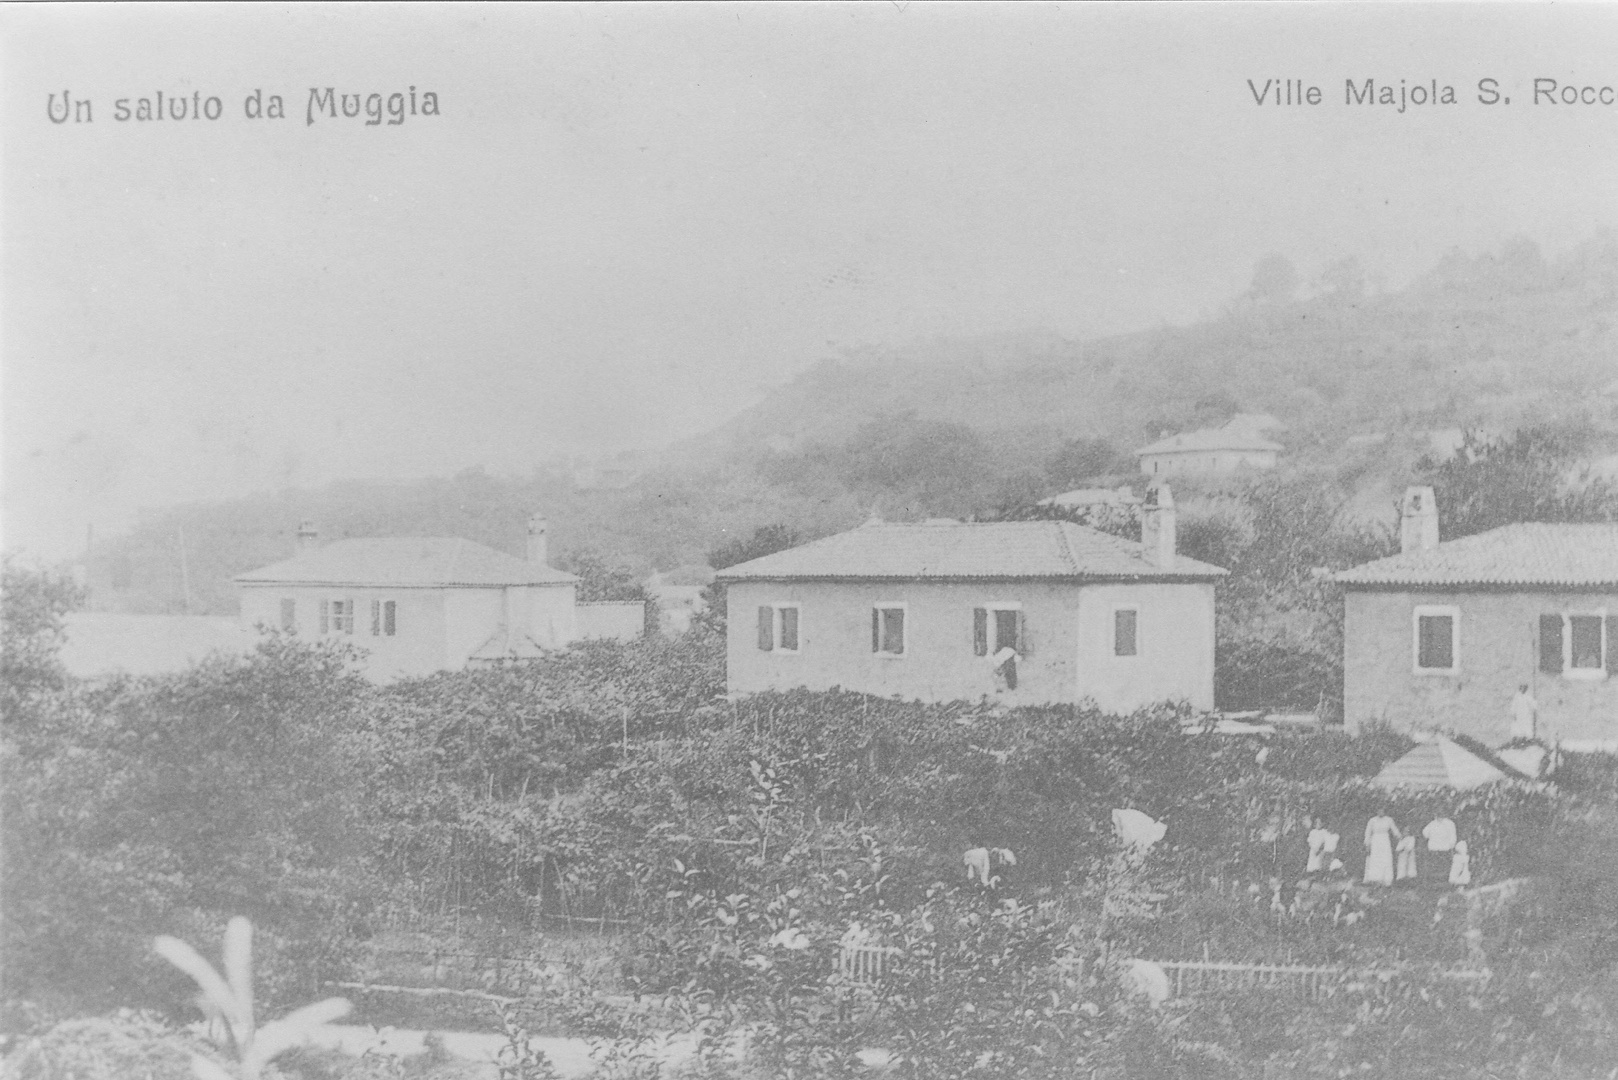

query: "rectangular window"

left=994, top=609, right=1020, bottom=654
left=872, top=605, right=905, bottom=656
left=975, top=605, right=1026, bottom=656
left=1542, top=613, right=1611, bottom=678
left=279, top=599, right=296, bottom=633
left=384, top=600, right=396, bottom=637
left=1570, top=615, right=1604, bottom=670
left=1413, top=606, right=1458, bottom=673
left=327, top=598, right=353, bottom=635
left=1114, top=609, right=1138, bottom=657
left=755, top=605, right=800, bottom=652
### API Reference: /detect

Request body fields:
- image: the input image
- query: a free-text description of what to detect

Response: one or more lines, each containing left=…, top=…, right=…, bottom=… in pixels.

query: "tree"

left=558, top=551, right=651, bottom=603
left=1415, top=425, right=1618, bottom=541
left=1042, top=437, right=1121, bottom=490
left=697, top=525, right=803, bottom=636
left=707, top=524, right=802, bottom=573
left=1, top=558, right=85, bottom=724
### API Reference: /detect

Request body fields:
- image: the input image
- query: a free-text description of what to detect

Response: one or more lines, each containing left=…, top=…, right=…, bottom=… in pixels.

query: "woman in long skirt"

left=1363, top=813, right=1401, bottom=887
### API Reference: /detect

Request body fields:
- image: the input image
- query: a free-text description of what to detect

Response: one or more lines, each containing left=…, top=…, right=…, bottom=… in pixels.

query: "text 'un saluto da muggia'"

left=47, top=87, right=442, bottom=128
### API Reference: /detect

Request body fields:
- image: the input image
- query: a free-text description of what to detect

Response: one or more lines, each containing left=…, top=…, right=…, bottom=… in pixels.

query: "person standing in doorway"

left=1510, top=684, right=1538, bottom=742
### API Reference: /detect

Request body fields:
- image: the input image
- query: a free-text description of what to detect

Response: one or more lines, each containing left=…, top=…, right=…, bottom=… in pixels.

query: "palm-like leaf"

left=223, top=917, right=255, bottom=1048
left=244, top=998, right=351, bottom=1073
left=154, top=935, right=240, bottom=1032
left=158, top=919, right=350, bottom=1080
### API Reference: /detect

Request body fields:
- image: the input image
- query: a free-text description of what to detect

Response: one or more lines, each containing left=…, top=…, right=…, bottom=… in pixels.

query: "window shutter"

left=1607, top=615, right=1618, bottom=674
left=1539, top=614, right=1563, bottom=674
left=319, top=600, right=329, bottom=634
left=757, top=606, right=774, bottom=651
left=1015, top=610, right=1030, bottom=657
left=384, top=601, right=396, bottom=636
left=371, top=600, right=381, bottom=636
left=872, top=608, right=880, bottom=652
left=973, top=609, right=988, bottom=656
left=280, top=599, right=296, bottom=632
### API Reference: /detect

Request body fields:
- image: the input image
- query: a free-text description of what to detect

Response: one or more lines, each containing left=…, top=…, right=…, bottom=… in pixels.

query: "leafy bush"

left=2, top=635, right=376, bottom=1014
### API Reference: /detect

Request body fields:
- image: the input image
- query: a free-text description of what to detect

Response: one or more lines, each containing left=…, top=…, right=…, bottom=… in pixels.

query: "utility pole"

left=177, top=526, right=193, bottom=614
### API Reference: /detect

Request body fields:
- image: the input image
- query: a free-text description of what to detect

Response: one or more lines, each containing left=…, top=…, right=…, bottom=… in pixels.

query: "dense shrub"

left=2, top=633, right=376, bottom=1014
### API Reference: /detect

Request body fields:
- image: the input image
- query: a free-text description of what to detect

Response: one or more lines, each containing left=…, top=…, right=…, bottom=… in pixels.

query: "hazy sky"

left=5, top=2, right=1617, bottom=558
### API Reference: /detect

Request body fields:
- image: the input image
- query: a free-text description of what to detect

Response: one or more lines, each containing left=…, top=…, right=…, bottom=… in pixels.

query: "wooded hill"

left=82, top=234, right=1618, bottom=615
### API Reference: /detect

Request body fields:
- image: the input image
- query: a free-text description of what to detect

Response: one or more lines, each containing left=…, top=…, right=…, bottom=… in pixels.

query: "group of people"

left=1305, top=813, right=1471, bottom=889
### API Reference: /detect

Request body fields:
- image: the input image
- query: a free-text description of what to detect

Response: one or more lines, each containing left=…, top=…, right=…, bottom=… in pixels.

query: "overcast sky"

left=4, top=2, right=1616, bottom=558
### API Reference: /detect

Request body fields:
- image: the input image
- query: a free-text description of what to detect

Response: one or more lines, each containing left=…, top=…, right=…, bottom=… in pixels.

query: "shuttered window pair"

left=370, top=600, right=397, bottom=637
left=872, top=606, right=905, bottom=656
left=756, top=605, right=800, bottom=652
left=319, top=599, right=354, bottom=635
left=1539, top=613, right=1617, bottom=676
left=972, top=608, right=1027, bottom=657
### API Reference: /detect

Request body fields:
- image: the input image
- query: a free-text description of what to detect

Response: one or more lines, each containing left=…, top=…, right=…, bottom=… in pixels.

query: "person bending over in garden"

left=1305, top=817, right=1337, bottom=875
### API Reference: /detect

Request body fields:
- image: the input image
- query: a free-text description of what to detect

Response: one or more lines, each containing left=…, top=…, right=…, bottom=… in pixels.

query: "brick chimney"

left=1400, top=486, right=1439, bottom=554
left=295, top=520, right=319, bottom=554
left=527, top=514, right=549, bottom=567
left=1140, top=484, right=1176, bottom=570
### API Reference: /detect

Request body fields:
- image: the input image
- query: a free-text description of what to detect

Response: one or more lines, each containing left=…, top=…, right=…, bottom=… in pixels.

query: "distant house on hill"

left=714, top=485, right=1226, bottom=712
left=1136, top=422, right=1282, bottom=478
left=235, top=516, right=620, bottom=681
left=1335, top=486, right=1618, bottom=747
left=1038, top=486, right=1141, bottom=510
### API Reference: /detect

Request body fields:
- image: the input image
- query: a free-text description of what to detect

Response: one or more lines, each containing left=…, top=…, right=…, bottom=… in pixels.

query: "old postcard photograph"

left=3, top=2, right=1618, bottom=1077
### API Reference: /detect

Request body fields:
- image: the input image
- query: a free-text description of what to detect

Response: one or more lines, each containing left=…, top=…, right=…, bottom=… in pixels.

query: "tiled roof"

left=714, top=520, right=1227, bottom=582
left=1137, top=428, right=1284, bottom=456
left=1334, top=523, right=1618, bottom=588
left=236, top=538, right=578, bottom=588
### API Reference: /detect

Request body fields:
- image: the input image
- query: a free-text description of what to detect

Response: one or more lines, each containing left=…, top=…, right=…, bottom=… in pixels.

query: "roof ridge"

left=1052, top=520, right=1081, bottom=574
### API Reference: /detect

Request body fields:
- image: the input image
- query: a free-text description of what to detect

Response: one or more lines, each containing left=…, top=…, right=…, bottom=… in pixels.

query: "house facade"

left=236, top=516, right=582, bottom=681
left=1336, top=487, right=1618, bottom=746
left=1136, top=425, right=1282, bottom=478
left=716, top=487, right=1225, bottom=711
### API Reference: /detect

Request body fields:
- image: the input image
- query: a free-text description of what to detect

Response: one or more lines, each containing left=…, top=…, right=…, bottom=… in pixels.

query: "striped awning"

left=1370, top=738, right=1510, bottom=791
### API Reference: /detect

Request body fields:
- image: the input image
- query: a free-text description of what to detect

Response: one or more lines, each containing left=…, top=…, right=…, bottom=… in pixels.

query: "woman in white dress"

left=1363, top=813, right=1401, bottom=887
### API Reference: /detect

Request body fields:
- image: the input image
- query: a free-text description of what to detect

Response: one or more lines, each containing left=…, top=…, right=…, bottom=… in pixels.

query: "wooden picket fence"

left=836, top=941, right=1487, bottom=1002
left=837, top=943, right=900, bottom=986
left=1148, top=958, right=1491, bottom=1001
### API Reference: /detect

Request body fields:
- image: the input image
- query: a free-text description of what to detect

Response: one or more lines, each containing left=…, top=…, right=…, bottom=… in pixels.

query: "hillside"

left=79, top=234, right=1618, bottom=615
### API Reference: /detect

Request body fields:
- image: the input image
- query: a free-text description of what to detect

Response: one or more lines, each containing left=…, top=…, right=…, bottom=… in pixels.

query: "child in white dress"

left=1449, top=840, right=1471, bottom=887
left=1395, top=833, right=1418, bottom=882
